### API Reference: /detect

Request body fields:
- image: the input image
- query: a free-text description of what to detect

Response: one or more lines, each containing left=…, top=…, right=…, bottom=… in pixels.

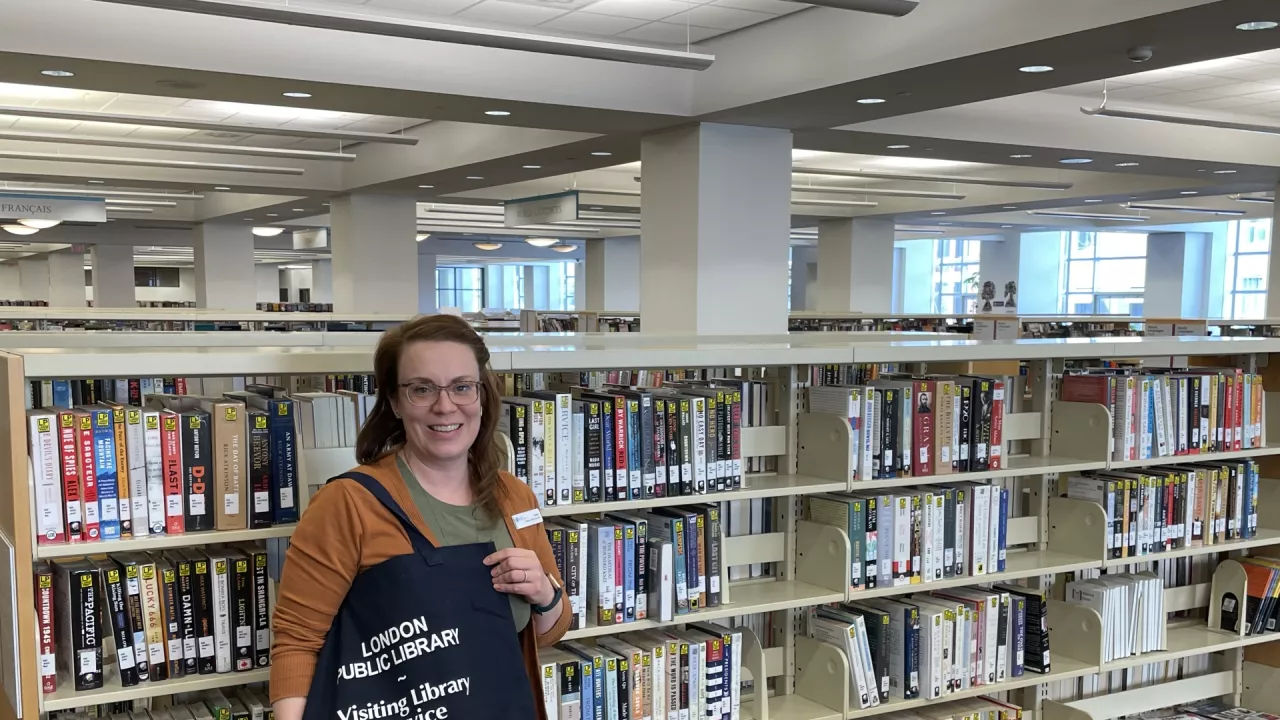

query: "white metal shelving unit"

left=1, top=333, right=1280, bottom=720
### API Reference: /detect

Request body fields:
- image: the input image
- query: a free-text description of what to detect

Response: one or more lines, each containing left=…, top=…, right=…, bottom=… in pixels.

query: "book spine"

left=175, top=555, right=198, bottom=676
left=159, top=562, right=184, bottom=678
left=36, top=565, right=56, bottom=694
left=957, top=386, right=972, bottom=472
left=118, top=561, right=148, bottom=682
left=565, top=527, right=583, bottom=630
left=140, top=561, right=167, bottom=680
left=990, top=380, right=1005, bottom=470
left=183, top=412, right=213, bottom=532
left=613, top=399, right=629, bottom=501
left=30, top=412, right=64, bottom=544
left=634, top=518, right=649, bottom=619
left=250, top=548, right=270, bottom=667
left=730, top=390, right=743, bottom=489
left=233, top=555, right=254, bottom=671
left=556, top=395, right=572, bottom=506
left=126, top=408, right=150, bottom=536
left=162, top=412, right=185, bottom=534
left=270, top=400, right=299, bottom=523
left=248, top=412, right=273, bottom=528
left=573, top=404, right=586, bottom=504
left=679, top=400, right=694, bottom=496
left=653, top=399, right=667, bottom=499
left=639, top=396, right=656, bottom=499
left=57, top=411, right=84, bottom=543
left=143, top=411, right=166, bottom=535
left=75, top=566, right=103, bottom=690
left=217, top=406, right=247, bottom=530
left=914, top=381, right=934, bottom=477
left=212, top=557, right=232, bottom=673
left=600, top=400, right=616, bottom=502
left=194, top=556, right=216, bottom=674
left=702, top=508, right=719, bottom=608
left=91, top=409, right=121, bottom=540
left=111, top=407, right=133, bottom=538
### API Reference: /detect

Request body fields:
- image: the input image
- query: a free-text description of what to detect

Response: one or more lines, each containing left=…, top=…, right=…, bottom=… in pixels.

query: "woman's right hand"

left=274, top=697, right=307, bottom=720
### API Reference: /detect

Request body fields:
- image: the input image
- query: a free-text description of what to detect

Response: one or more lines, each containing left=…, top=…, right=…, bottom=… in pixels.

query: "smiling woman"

left=270, top=315, right=569, bottom=720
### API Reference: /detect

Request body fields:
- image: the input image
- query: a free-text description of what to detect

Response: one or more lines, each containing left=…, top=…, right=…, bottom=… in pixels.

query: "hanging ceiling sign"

left=293, top=229, right=328, bottom=250
left=504, top=190, right=578, bottom=227
left=0, top=193, right=107, bottom=223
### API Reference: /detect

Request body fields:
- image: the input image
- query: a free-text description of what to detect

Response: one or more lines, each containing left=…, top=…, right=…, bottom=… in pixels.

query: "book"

left=28, top=409, right=65, bottom=544
left=181, top=409, right=214, bottom=532
left=35, top=562, right=56, bottom=694
left=53, top=558, right=103, bottom=691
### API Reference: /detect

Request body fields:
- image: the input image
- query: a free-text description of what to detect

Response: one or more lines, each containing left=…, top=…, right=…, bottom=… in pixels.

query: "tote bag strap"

left=329, top=471, right=442, bottom=561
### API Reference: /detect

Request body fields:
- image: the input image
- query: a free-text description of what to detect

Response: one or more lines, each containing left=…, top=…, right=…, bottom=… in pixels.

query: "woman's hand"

left=484, top=548, right=554, bottom=606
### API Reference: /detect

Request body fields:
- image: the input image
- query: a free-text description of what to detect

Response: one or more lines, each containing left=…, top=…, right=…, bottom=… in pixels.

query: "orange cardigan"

left=269, top=453, right=571, bottom=718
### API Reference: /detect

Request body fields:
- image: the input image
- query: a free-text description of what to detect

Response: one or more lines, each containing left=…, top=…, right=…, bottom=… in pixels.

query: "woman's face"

left=392, top=340, right=483, bottom=466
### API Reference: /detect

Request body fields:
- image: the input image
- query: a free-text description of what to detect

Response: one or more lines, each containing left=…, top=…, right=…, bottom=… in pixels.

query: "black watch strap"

left=531, top=583, right=562, bottom=615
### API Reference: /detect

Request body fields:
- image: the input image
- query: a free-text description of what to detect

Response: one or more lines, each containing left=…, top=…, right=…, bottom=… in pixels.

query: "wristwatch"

left=531, top=573, right=562, bottom=615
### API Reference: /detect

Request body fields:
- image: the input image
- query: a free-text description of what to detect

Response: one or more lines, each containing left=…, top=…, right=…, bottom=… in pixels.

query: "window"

left=85, top=266, right=181, bottom=287
left=1224, top=219, right=1271, bottom=320
left=1061, top=231, right=1147, bottom=315
left=436, top=266, right=483, bottom=312
left=550, top=261, right=576, bottom=311
left=932, top=238, right=981, bottom=313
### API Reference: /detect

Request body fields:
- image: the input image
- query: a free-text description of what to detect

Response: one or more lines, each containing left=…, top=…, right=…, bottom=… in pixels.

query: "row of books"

left=1064, top=459, right=1260, bottom=560
left=1062, top=368, right=1266, bottom=461
left=255, top=302, right=333, bottom=312
left=1223, top=557, right=1280, bottom=636
left=26, top=386, right=300, bottom=545
left=545, top=505, right=724, bottom=630
left=807, top=584, right=1049, bottom=708
left=1065, top=572, right=1166, bottom=663
left=541, top=624, right=742, bottom=720
left=48, top=688, right=274, bottom=720
left=499, top=377, right=757, bottom=508
left=805, top=484, right=1013, bottom=592
left=40, top=545, right=271, bottom=694
left=809, top=374, right=1007, bottom=481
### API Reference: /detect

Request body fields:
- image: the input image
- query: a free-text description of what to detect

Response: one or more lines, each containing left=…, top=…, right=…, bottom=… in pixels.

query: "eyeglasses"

left=399, top=381, right=481, bottom=407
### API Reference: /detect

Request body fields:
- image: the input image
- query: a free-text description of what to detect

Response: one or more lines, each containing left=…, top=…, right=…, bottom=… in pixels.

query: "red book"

left=1234, top=369, right=1244, bottom=451
left=174, top=377, right=188, bottom=395
left=913, top=380, right=935, bottom=477
left=612, top=525, right=624, bottom=624
left=56, top=409, right=83, bottom=543
left=614, top=399, right=627, bottom=498
left=991, top=380, right=1005, bottom=470
left=161, top=410, right=185, bottom=534
left=1223, top=375, right=1235, bottom=454
left=35, top=564, right=56, bottom=694
left=73, top=409, right=100, bottom=541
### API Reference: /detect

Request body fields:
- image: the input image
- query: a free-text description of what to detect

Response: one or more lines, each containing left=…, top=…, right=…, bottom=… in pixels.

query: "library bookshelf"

left=3, top=332, right=1280, bottom=720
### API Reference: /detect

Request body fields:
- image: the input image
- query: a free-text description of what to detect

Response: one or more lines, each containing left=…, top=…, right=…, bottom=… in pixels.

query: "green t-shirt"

left=396, top=456, right=530, bottom=632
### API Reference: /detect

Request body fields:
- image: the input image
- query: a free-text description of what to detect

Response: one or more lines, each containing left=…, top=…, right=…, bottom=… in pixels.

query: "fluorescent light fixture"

left=214, top=186, right=231, bottom=190
left=1115, top=162, right=1140, bottom=167
left=1180, top=191, right=1199, bottom=195
left=0, top=104, right=418, bottom=145
left=523, top=165, right=542, bottom=169
left=591, top=152, right=612, bottom=157
left=267, top=213, right=279, bottom=217
left=887, top=144, right=910, bottom=149
left=784, top=0, right=917, bottom=16
left=1125, top=202, right=1245, bottom=216
left=103, top=199, right=178, bottom=207
left=791, top=166, right=1073, bottom=189
left=1059, top=157, right=1092, bottom=164
left=1237, top=21, right=1278, bottom=30
left=292, top=208, right=305, bottom=212
left=0, top=129, right=356, bottom=161
left=790, top=184, right=966, bottom=199
left=252, top=227, right=286, bottom=237
left=790, top=198, right=879, bottom=207
left=2, top=224, right=39, bottom=235
left=104, top=207, right=154, bottom=213
left=282, top=91, right=312, bottom=98
left=1003, top=206, right=1018, bottom=210
left=416, top=233, right=430, bottom=242
left=1231, top=194, right=1274, bottom=204
left=526, top=238, right=559, bottom=247
left=41, top=70, right=75, bottom=77
left=1001, top=225, right=1014, bottom=228
left=466, top=176, right=484, bottom=180
left=1, top=186, right=203, bottom=200
left=894, top=227, right=944, bottom=234
left=16, top=219, right=60, bottom=229
left=550, top=243, right=576, bottom=253
left=1082, top=102, right=1280, bottom=137
left=473, top=242, right=503, bottom=250
left=1026, top=210, right=1146, bottom=222
left=87, top=180, right=104, bottom=184
left=1019, top=65, right=1054, bottom=73
left=419, top=185, right=434, bottom=189
left=485, top=110, right=511, bottom=116
left=1084, top=199, right=1102, bottom=203
left=856, top=98, right=886, bottom=104
left=0, top=150, right=304, bottom=174
left=574, top=187, right=641, bottom=197
left=1009, top=154, right=1032, bottom=159
left=86, top=0, right=715, bottom=70
left=1214, top=169, right=1237, bottom=174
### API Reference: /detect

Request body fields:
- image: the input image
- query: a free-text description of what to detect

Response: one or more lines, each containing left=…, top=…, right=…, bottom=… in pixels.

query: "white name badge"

left=512, top=508, right=543, bottom=530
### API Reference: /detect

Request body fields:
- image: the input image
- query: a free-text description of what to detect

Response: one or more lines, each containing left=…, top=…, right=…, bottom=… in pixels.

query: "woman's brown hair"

left=356, top=314, right=506, bottom=522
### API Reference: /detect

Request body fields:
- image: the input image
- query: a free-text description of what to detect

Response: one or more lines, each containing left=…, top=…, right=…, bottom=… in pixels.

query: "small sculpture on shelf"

left=1004, top=281, right=1018, bottom=309
left=980, top=280, right=996, bottom=312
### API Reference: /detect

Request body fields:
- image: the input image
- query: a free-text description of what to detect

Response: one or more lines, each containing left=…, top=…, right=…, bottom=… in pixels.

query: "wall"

left=0, top=264, right=18, bottom=298
left=85, top=267, right=197, bottom=304
left=256, top=265, right=281, bottom=303
left=1018, top=232, right=1065, bottom=314
left=898, top=240, right=935, bottom=314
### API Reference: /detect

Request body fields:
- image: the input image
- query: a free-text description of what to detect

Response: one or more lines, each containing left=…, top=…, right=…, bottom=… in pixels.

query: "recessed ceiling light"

left=523, top=165, right=542, bottom=169
left=214, top=186, right=231, bottom=190
left=322, top=202, right=330, bottom=206
left=466, top=176, right=484, bottom=180
left=1181, top=191, right=1199, bottom=195
left=266, top=213, right=279, bottom=217
left=282, top=91, right=312, bottom=98
left=938, top=222, right=952, bottom=225
left=1019, top=65, right=1054, bottom=73
left=243, top=218, right=253, bottom=221
left=1115, top=162, right=1140, bottom=167
left=1009, top=154, right=1032, bottom=159
left=591, top=152, right=612, bottom=156
left=930, top=212, right=946, bottom=215
left=2, top=224, right=40, bottom=235
left=590, top=207, right=603, bottom=210
left=252, top=227, right=285, bottom=237
left=1059, top=158, right=1092, bottom=164
left=887, top=144, right=910, bottom=149
left=526, top=238, right=559, bottom=247
left=418, top=184, right=434, bottom=189
left=1001, top=225, right=1013, bottom=228
left=485, top=110, right=511, bottom=116
left=87, top=180, right=104, bottom=184
left=856, top=98, right=887, bottom=104
left=41, top=70, right=75, bottom=77
left=1214, top=169, right=1238, bottom=174
left=474, top=241, right=503, bottom=251
left=1003, top=206, right=1018, bottom=210
left=1237, top=21, right=1278, bottom=31
left=292, top=208, right=305, bottom=212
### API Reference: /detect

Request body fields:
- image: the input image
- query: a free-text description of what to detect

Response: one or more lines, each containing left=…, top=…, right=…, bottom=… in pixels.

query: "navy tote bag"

left=302, top=472, right=538, bottom=720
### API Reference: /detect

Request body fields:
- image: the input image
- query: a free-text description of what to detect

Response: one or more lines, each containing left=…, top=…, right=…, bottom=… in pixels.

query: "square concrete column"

left=584, top=237, right=639, bottom=312
left=816, top=217, right=895, bottom=313
left=1145, top=232, right=1212, bottom=318
left=18, top=257, right=49, bottom=303
left=640, top=123, right=792, bottom=334
left=311, top=259, right=333, bottom=304
left=91, top=244, right=136, bottom=308
left=195, top=222, right=256, bottom=310
left=418, top=254, right=437, bottom=314
left=330, top=194, right=418, bottom=314
left=48, top=252, right=87, bottom=307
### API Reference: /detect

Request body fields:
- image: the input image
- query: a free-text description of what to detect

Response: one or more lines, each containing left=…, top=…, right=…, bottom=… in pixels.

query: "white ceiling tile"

left=1238, top=88, right=1280, bottom=103
left=122, top=93, right=186, bottom=106
left=1145, top=74, right=1228, bottom=91
left=537, top=11, right=648, bottom=34
left=457, top=0, right=568, bottom=25
left=618, top=20, right=722, bottom=42
left=507, top=0, right=601, bottom=11
left=100, top=100, right=190, bottom=116
left=661, top=4, right=772, bottom=29
left=67, top=121, right=142, bottom=137
left=711, top=0, right=805, bottom=14
left=579, top=0, right=698, bottom=21
left=1202, top=80, right=1280, bottom=97
left=1184, top=96, right=1273, bottom=110
left=236, top=134, right=307, bottom=147
left=1204, top=64, right=1280, bottom=81
left=1145, top=90, right=1221, bottom=105
left=28, top=94, right=116, bottom=112
left=10, top=117, right=79, bottom=133
left=294, top=137, right=346, bottom=151
left=1099, top=85, right=1178, bottom=100
left=124, top=126, right=200, bottom=140
left=368, top=0, right=484, bottom=15
left=164, top=105, right=238, bottom=121
left=1240, top=100, right=1280, bottom=116
left=221, top=111, right=297, bottom=126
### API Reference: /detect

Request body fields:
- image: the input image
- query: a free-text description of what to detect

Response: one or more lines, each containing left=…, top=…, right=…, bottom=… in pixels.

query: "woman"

left=270, top=314, right=570, bottom=720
